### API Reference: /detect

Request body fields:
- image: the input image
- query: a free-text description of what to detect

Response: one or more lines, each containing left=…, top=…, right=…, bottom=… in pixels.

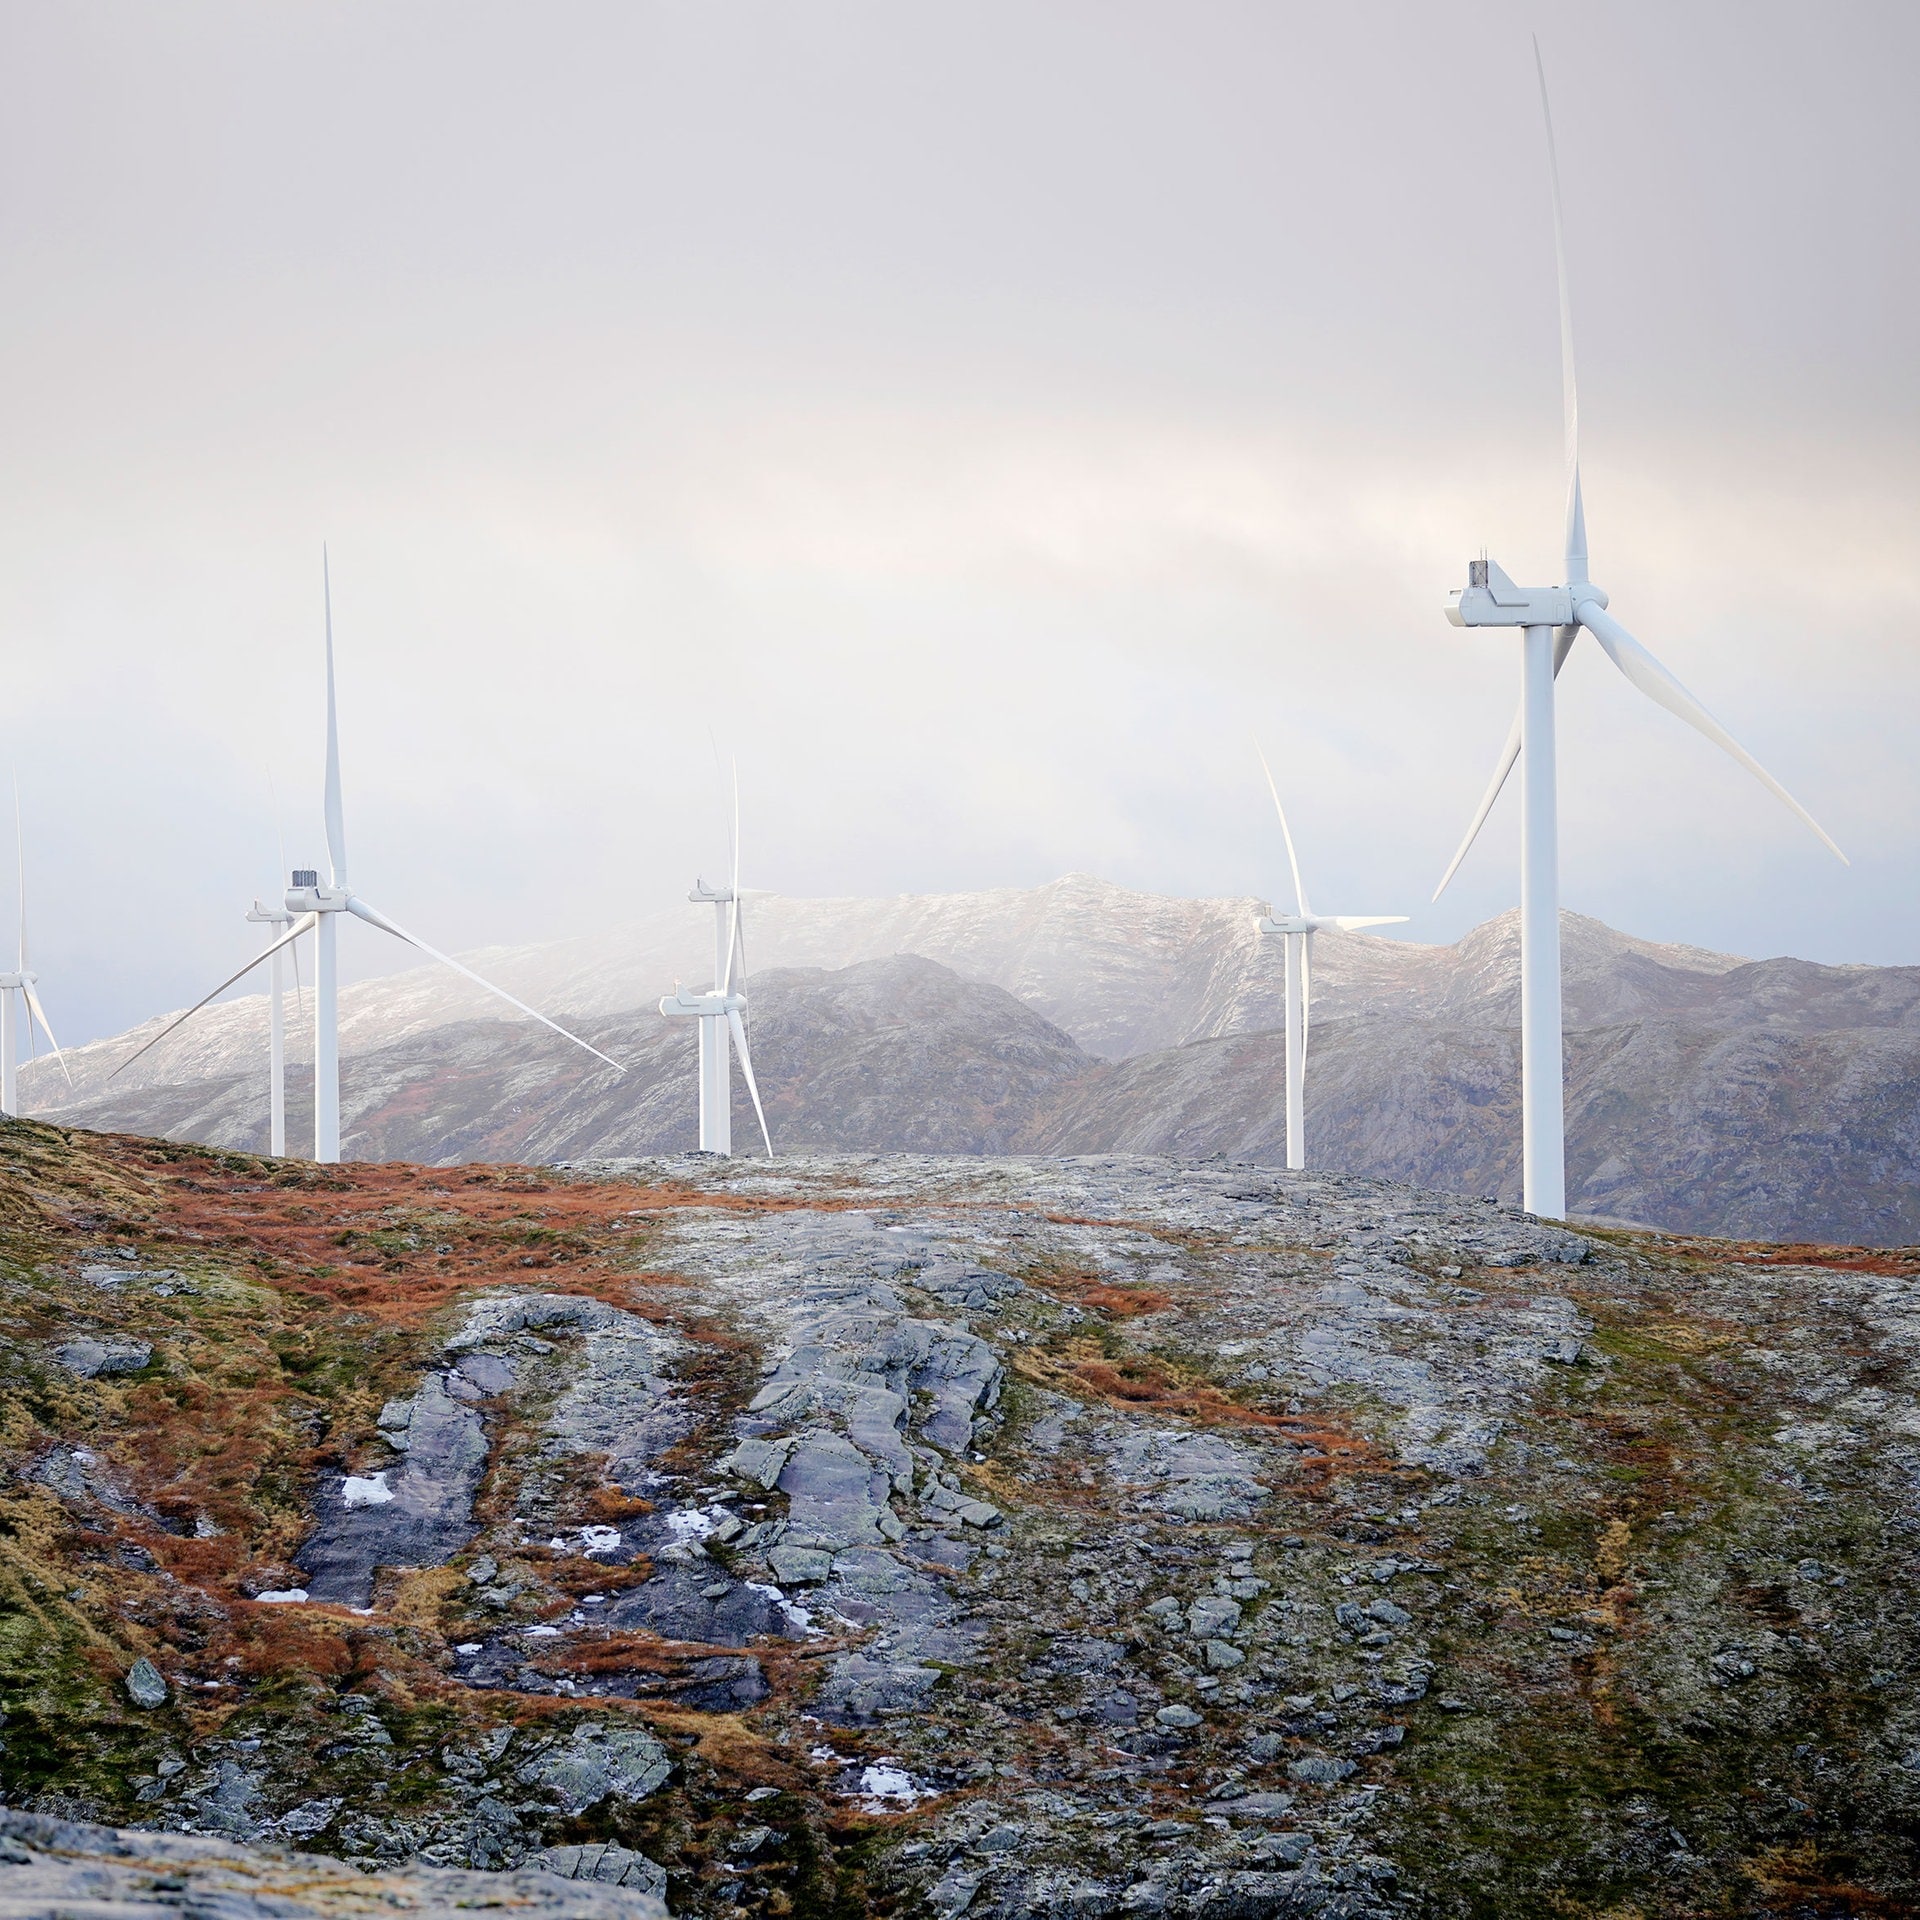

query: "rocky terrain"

left=35, top=889, right=1920, bottom=1242
left=3, top=1117, right=1919, bottom=1917
left=0, top=1806, right=667, bottom=1917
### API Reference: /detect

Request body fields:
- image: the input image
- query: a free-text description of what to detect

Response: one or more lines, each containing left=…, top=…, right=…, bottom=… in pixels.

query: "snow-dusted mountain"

left=28, top=875, right=1920, bottom=1244
left=29, top=872, right=1792, bottom=1099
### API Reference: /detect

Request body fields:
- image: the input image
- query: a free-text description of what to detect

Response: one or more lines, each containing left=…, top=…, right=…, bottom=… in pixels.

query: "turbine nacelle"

left=689, top=879, right=735, bottom=906
left=660, top=987, right=747, bottom=1020
left=246, top=901, right=294, bottom=926
left=1258, top=911, right=1408, bottom=937
left=0, top=970, right=37, bottom=989
left=285, top=873, right=349, bottom=916
left=1447, top=558, right=1612, bottom=629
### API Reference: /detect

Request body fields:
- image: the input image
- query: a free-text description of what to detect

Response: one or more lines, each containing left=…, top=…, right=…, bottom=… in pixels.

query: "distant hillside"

left=30, top=877, right=1920, bottom=1244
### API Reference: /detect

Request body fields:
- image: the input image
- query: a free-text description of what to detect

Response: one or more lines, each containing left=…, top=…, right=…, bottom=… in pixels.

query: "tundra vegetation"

left=0, top=1119, right=1915, bottom=1918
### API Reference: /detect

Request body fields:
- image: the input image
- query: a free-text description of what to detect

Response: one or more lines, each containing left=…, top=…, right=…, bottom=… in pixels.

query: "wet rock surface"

left=0, top=1807, right=666, bottom=1917
left=3, top=1124, right=1920, bottom=1917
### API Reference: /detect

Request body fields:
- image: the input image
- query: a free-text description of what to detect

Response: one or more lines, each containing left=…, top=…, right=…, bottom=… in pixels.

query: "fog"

left=2, top=0, right=1914, bottom=1045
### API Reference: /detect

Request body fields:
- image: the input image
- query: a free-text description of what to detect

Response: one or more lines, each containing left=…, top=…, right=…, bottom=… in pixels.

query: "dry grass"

left=1008, top=1337, right=1387, bottom=1490
left=1024, top=1256, right=1174, bottom=1319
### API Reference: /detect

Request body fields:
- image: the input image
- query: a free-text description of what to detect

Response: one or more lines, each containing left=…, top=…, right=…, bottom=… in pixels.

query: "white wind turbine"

left=0, top=780, right=72, bottom=1117
left=112, top=860, right=315, bottom=1148
left=658, top=770, right=773, bottom=1157
left=115, top=551, right=623, bottom=1161
left=1252, top=749, right=1406, bottom=1171
left=244, top=786, right=306, bottom=1157
left=243, top=891, right=298, bottom=1157
left=1438, top=42, right=1847, bottom=1220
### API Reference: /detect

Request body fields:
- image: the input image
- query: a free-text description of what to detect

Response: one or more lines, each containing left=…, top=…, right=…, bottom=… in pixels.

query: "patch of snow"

left=856, top=1761, right=930, bottom=1804
left=665, top=1506, right=724, bottom=1543
left=342, top=1473, right=394, bottom=1507
left=254, top=1588, right=308, bottom=1604
left=524, top=1624, right=563, bottom=1638
left=579, top=1525, right=622, bottom=1555
left=746, top=1579, right=817, bottom=1635
left=455, top=1643, right=483, bottom=1655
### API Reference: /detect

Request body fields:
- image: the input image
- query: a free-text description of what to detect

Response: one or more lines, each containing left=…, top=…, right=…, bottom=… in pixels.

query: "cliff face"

left=3, top=1119, right=1918, bottom=1919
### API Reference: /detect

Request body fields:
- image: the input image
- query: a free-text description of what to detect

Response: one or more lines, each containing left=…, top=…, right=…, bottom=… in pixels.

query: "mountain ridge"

left=25, top=877, right=1920, bottom=1244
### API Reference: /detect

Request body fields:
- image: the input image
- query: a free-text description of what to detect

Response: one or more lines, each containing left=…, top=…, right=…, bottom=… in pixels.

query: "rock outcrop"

left=2, top=1118, right=1918, bottom=1916
left=0, top=1807, right=666, bottom=1917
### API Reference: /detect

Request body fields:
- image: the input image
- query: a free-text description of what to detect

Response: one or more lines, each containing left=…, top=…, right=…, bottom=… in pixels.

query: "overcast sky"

left=2, top=0, right=1915, bottom=1046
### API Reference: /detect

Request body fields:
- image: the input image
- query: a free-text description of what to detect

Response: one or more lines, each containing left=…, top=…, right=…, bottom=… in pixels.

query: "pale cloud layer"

left=0, top=0, right=1913, bottom=1046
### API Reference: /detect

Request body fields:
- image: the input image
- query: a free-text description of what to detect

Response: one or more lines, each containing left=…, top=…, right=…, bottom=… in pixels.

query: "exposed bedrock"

left=297, top=1290, right=681, bottom=1606
left=296, top=1372, right=488, bottom=1606
left=0, top=1808, right=667, bottom=1919
left=12, top=1132, right=1920, bottom=1919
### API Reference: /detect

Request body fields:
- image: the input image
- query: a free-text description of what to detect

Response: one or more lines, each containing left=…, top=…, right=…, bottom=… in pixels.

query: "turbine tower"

left=243, top=895, right=297, bottom=1156
left=659, top=771, right=773, bottom=1157
left=115, top=550, right=623, bottom=1160
left=1252, top=749, right=1406, bottom=1171
left=1438, top=42, right=1846, bottom=1219
left=0, top=782, right=71, bottom=1117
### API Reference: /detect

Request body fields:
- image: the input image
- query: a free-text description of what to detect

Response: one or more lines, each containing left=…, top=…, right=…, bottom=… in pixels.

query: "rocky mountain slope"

left=34, top=948, right=1920, bottom=1247
left=33, top=876, right=1860, bottom=1097
left=2, top=1119, right=1918, bottom=1918
left=27, top=878, right=1920, bottom=1244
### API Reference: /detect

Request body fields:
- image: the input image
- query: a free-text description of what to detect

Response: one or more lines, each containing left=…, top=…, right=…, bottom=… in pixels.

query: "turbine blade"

left=1534, top=35, right=1587, bottom=585
left=345, top=895, right=628, bottom=1070
left=1432, top=629, right=1580, bottom=901
left=12, top=773, right=24, bottom=973
left=733, top=903, right=755, bottom=1054
left=726, top=1005, right=774, bottom=1157
left=322, top=546, right=348, bottom=887
left=1254, top=742, right=1309, bottom=918
left=1322, top=915, right=1410, bottom=932
left=722, top=759, right=742, bottom=995
left=107, top=914, right=320, bottom=1082
left=1299, top=932, right=1312, bottom=1083
left=1577, top=603, right=1848, bottom=864
left=1433, top=709, right=1521, bottom=902
left=21, top=979, right=72, bottom=1089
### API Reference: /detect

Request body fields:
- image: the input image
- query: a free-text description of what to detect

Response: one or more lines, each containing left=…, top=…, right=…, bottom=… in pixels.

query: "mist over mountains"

left=31, top=875, right=1920, bottom=1245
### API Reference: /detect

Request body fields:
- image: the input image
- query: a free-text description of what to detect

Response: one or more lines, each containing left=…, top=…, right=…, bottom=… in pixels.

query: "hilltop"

left=31, top=877, right=1920, bottom=1243
left=2, top=1118, right=1918, bottom=1917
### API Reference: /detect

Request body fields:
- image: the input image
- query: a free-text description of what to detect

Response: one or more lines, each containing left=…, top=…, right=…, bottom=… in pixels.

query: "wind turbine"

left=243, top=789, right=305, bottom=1157
left=1252, top=748, right=1406, bottom=1171
left=658, top=769, right=773, bottom=1157
left=243, top=894, right=297, bottom=1156
left=0, top=780, right=72, bottom=1117
left=114, top=551, right=623, bottom=1161
left=1438, top=41, right=1846, bottom=1220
